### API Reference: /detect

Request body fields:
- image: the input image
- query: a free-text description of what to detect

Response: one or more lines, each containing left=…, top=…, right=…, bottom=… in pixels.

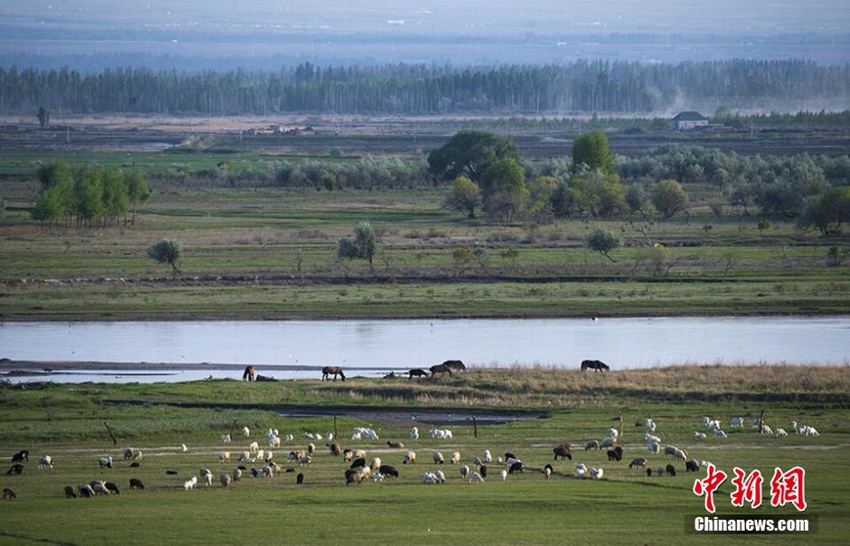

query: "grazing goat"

left=409, top=427, right=420, bottom=440
left=599, top=436, right=616, bottom=449
left=694, top=431, right=707, bottom=440
left=460, top=464, right=470, bottom=480
left=218, top=451, right=230, bottom=463
left=129, top=478, right=145, bottom=490
left=607, top=449, right=621, bottom=462
left=403, top=451, right=416, bottom=464
left=123, top=448, right=143, bottom=461
left=184, top=476, right=198, bottom=491
left=433, top=451, right=445, bottom=464
left=379, top=465, right=399, bottom=478
left=104, top=481, right=120, bottom=494
left=553, top=444, right=572, bottom=461
left=666, top=464, right=676, bottom=477
left=6, top=464, right=24, bottom=475
left=544, top=464, right=554, bottom=480
left=730, top=417, right=745, bottom=428
left=585, top=440, right=599, bottom=451
left=648, top=441, right=660, bottom=454
left=468, top=471, right=484, bottom=483
left=350, top=457, right=366, bottom=470
left=329, top=443, right=341, bottom=456
left=296, top=473, right=304, bottom=484
left=38, top=455, right=54, bottom=469
left=479, top=465, right=488, bottom=479
left=422, top=471, right=443, bottom=484
left=221, top=434, right=232, bottom=443
left=483, top=450, right=493, bottom=464
left=345, top=469, right=363, bottom=486
left=500, top=469, right=508, bottom=481
left=242, top=426, right=250, bottom=437
left=3, top=487, right=16, bottom=499
left=589, top=467, right=604, bottom=479
left=508, top=461, right=524, bottom=474
left=220, top=473, right=231, bottom=487
left=64, top=485, right=77, bottom=498
left=370, top=457, right=382, bottom=472
left=98, top=456, right=113, bottom=469
left=77, top=484, right=96, bottom=498
left=232, top=468, right=242, bottom=481
left=645, top=418, right=657, bottom=432
left=685, top=460, right=700, bottom=472
left=629, top=457, right=648, bottom=469
left=90, top=481, right=110, bottom=495
left=450, top=451, right=461, bottom=465
left=11, top=450, right=29, bottom=463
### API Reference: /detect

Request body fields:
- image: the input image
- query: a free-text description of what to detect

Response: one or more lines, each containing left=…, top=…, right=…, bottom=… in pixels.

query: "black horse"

left=581, top=359, right=610, bottom=372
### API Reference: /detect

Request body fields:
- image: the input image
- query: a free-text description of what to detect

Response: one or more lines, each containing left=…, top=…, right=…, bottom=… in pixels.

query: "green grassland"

left=1, top=178, right=848, bottom=319
left=1, top=366, right=848, bottom=545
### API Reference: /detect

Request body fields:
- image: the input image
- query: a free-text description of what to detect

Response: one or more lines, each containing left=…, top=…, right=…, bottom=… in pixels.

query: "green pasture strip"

left=0, top=372, right=848, bottom=545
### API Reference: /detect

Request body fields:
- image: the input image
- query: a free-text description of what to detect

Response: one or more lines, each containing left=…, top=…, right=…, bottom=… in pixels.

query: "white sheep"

left=269, top=435, right=281, bottom=448
left=98, top=456, right=113, bottom=469
left=760, top=425, right=773, bottom=435
left=694, top=431, right=707, bottom=440
left=433, top=451, right=445, bottom=464
left=468, top=471, right=484, bottom=483
left=435, top=470, right=446, bottom=483
left=575, top=462, right=588, bottom=473
left=201, top=471, right=213, bottom=487
left=220, top=473, right=231, bottom=487
left=123, top=448, right=143, bottom=461
left=248, top=441, right=260, bottom=453
left=774, top=428, right=788, bottom=437
left=409, top=426, right=420, bottom=440
left=218, top=451, right=230, bottom=463
left=422, top=471, right=443, bottom=484
left=450, top=451, right=461, bottom=465
left=232, top=468, right=242, bottom=481
left=184, top=476, right=198, bottom=491
left=403, top=450, right=416, bottom=464
left=460, top=464, right=470, bottom=480
left=38, top=455, right=54, bottom=469
left=599, top=436, right=616, bottom=449
left=647, top=441, right=660, bottom=453
left=370, top=457, right=382, bottom=472
left=645, top=433, right=661, bottom=443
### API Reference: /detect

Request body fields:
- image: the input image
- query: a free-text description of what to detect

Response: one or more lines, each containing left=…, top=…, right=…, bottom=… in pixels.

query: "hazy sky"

left=1, top=0, right=848, bottom=67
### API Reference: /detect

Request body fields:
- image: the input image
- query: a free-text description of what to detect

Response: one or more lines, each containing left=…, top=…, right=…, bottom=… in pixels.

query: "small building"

left=671, top=111, right=708, bottom=131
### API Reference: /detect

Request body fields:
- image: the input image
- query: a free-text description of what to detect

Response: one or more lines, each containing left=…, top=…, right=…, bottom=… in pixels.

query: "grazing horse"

left=429, top=363, right=453, bottom=377
left=442, top=360, right=466, bottom=372
left=321, top=366, right=346, bottom=381
left=408, top=368, right=428, bottom=379
left=581, top=359, right=610, bottom=372
left=242, top=366, right=256, bottom=381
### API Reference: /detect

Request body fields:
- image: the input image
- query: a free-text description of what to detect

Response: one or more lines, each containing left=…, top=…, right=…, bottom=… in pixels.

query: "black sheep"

left=6, top=464, right=24, bottom=476
left=379, top=465, right=399, bottom=478
left=11, top=450, right=29, bottom=463
left=666, top=464, right=676, bottom=477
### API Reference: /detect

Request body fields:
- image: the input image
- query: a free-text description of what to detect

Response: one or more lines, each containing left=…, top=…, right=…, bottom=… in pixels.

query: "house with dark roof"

left=671, top=111, right=708, bottom=131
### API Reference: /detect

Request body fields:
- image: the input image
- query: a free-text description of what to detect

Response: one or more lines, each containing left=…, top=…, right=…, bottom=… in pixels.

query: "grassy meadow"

left=1, top=366, right=849, bottom=545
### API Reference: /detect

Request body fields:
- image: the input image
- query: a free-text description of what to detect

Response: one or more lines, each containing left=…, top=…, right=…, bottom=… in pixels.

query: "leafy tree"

left=125, top=171, right=151, bottom=225
left=37, top=106, right=49, bottom=127
left=74, top=165, right=105, bottom=226
left=798, top=187, right=850, bottom=235
left=427, top=130, right=518, bottom=184
left=443, top=175, right=481, bottom=218
left=32, top=162, right=74, bottom=225
left=626, top=182, right=650, bottom=217
left=148, top=239, right=183, bottom=275
left=586, top=228, right=621, bottom=262
left=480, top=158, right=528, bottom=222
left=572, top=130, right=614, bottom=174
left=337, top=221, right=380, bottom=271
left=653, top=179, right=688, bottom=218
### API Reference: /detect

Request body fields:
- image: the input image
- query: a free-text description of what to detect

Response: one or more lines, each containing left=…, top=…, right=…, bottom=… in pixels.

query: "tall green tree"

left=427, top=130, right=518, bottom=184
left=586, top=227, right=621, bottom=262
left=572, top=130, right=615, bottom=174
left=125, top=171, right=151, bottom=225
left=653, top=179, right=688, bottom=219
left=480, top=158, right=528, bottom=223
left=443, top=175, right=481, bottom=219
left=148, top=239, right=183, bottom=275
left=337, top=221, right=380, bottom=271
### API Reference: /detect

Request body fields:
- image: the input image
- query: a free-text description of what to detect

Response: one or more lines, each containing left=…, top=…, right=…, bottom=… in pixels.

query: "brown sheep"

left=129, top=478, right=145, bottom=490
left=553, top=444, right=572, bottom=461
left=64, top=485, right=77, bottom=498
left=345, top=468, right=362, bottom=485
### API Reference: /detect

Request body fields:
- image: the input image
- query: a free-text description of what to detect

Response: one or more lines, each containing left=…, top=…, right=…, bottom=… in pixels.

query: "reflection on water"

left=1, top=316, right=848, bottom=383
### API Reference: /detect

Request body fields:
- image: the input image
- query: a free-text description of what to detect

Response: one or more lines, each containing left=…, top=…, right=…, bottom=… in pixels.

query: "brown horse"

left=242, top=366, right=256, bottom=381
left=442, top=360, right=466, bottom=372
left=408, top=368, right=428, bottom=379
left=429, top=363, right=453, bottom=376
left=321, top=366, right=346, bottom=381
left=580, top=359, right=610, bottom=372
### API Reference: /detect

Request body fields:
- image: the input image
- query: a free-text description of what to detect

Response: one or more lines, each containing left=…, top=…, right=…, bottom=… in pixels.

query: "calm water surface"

left=1, top=317, right=847, bottom=383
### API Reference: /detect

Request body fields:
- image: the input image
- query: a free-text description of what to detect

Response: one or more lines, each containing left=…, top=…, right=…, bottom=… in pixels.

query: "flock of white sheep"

left=2, top=413, right=825, bottom=500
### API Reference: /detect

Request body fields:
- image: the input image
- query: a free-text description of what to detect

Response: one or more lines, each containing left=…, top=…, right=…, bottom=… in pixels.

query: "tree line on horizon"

left=2, top=59, right=848, bottom=116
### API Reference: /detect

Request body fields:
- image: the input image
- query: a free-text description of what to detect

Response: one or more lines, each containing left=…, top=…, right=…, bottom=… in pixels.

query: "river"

left=1, top=316, right=847, bottom=383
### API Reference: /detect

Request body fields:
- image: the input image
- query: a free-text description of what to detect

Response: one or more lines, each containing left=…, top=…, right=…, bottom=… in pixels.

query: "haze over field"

left=2, top=0, right=849, bottom=70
